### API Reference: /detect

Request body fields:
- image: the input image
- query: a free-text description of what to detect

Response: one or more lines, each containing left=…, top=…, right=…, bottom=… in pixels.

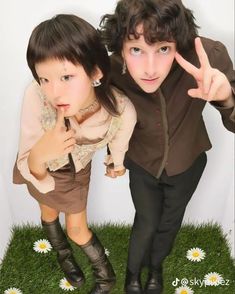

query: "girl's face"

left=35, top=59, right=102, bottom=117
left=122, top=25, right=176, bottom=93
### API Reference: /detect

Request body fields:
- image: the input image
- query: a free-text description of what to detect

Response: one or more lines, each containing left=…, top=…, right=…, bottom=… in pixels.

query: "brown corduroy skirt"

left=13, top=161, right=91, bottom=214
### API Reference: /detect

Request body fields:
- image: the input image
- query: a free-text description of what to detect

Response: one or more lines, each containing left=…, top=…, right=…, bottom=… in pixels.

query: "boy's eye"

left=130, top=47, right=142, bottom=56
left=61, top=75, right=72, bottom=81
left=159, top=46, right=170, bottom=54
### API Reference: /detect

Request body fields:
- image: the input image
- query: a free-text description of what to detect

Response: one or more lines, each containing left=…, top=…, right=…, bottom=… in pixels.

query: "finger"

left=175, top=51, right=200, bottom=79
left=105, top=172, right=117, bottom=178
left=202, top=68, right=213, bottom=95
left=188, top=88, right=204, bottom=99
left=63, top=145, right=75, bottom=154
left=64, top=137, right=76, bottom=148
left=206, top=75, right=223, bottom=101
left=105, top=167, right=117, bottom=178
left=115, top=169, right=126, bottom=177
left=55, top=107, right=65, bottom=128
left=63, top=129, right=76, bottom=141
left=195, top=37, right=210, bottom=70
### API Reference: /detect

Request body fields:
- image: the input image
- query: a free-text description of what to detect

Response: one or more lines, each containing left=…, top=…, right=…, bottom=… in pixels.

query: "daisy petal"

left=4, top=287, right=23, bottom=294
left=175, top=285, right=194, bottom=294
left=59, top=278, right=76, bottom=291
left=186, top=247, right=206, bottom=262
left=104, top=248, right=110, bottom=256
left=204, top=272, right=223, bottom=286
left=33, top=239, right=52, bottom=254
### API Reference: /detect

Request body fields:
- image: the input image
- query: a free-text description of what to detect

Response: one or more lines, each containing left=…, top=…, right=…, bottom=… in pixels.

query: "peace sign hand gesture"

left=175, top=37, right=233, bottom=107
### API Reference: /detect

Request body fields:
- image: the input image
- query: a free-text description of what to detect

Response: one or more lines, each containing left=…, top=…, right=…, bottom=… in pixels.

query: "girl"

left=13, top=14, right=136, bottom=294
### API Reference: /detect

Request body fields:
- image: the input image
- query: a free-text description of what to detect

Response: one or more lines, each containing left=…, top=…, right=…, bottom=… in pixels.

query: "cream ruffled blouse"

left=17, top=81, right=137, bottom=193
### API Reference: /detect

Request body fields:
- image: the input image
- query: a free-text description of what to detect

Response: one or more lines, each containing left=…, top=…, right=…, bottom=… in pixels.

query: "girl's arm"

left=17, top=82, right=55, bottom=193
left=17, top=82, right=75, bottom=193
left=106, top=96, right=137, bottom=177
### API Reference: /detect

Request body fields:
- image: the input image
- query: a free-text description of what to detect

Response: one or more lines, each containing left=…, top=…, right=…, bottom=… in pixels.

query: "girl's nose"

left=50, top=82, right=61, bottom=98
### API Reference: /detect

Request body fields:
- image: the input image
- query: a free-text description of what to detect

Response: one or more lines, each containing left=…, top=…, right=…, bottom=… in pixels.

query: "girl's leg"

left=39, top=203, right=59, bottom=222
left=39, top=203, right=84, bottom=288
left=65, top=209, right=92, bottom=245
left=66, top=210, right=116, bottom=294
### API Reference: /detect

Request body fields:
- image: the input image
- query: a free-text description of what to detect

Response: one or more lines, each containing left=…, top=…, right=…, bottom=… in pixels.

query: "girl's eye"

left=130, top=47, right=142, bottom=56
left=61, top=75, right=73, bottom=81
left=39, top=78, right=48, bottom=84
left=159, top=46, right=170, bottom=54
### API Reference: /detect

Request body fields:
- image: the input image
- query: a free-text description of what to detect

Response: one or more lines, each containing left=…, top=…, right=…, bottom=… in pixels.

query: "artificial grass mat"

left=0, top=223, right=234, bottom=294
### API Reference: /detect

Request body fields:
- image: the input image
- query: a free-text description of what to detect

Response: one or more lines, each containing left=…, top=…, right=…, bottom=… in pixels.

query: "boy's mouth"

left=141, top=77, right=159, bottom=83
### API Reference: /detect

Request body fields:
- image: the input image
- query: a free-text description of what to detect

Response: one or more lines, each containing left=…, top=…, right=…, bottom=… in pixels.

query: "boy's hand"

left=28, top=108, right=76, bottom=178
left=104, top=163, right=126, bottom=178
left=175, top=37, right=233, bottom=107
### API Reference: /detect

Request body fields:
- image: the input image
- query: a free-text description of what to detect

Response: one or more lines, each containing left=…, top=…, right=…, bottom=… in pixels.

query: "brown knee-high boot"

left=80, top=232, right=116, bottom=293
left=41, top=217, right=85, bottom=288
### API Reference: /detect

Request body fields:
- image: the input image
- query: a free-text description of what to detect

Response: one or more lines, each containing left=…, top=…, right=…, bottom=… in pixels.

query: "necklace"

left=79, top=99, right=99, bottom=116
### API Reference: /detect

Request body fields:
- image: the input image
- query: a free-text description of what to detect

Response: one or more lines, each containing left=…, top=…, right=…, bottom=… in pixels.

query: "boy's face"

left=122, top=25, right=176, bottom=93
left=35, top=59, right=102, bottom=118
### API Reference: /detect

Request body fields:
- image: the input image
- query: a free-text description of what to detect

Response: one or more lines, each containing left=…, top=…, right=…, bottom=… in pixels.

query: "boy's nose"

left=145, top=55, right=157, bottom=77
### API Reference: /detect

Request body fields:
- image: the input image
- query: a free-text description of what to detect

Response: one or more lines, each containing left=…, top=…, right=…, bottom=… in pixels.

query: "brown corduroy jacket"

left=110, top=37, right=235, bottom=178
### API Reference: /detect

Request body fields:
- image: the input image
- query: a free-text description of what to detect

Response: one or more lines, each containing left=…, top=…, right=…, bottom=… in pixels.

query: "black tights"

left=127, top=153, right=207, bottom=274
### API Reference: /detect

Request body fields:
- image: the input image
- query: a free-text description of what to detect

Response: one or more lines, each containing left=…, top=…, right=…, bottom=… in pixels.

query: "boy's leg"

left=125, top=164, right=164, bottom=293
left=146, top=153, right=207, bottom=293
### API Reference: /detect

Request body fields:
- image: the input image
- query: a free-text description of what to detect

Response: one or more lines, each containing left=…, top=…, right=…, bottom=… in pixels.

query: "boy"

left=100, top=0, right=235, bottom=293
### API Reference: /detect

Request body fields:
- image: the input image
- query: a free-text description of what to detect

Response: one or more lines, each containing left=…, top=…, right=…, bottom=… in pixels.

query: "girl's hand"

left=104, top=163, right=126, bottom=178
left=28, top=108, right=76, bottom=179
left=175, top=37, right=233, bottom=106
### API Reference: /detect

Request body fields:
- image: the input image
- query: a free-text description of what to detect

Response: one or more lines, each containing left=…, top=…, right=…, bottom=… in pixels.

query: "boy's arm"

left=175, top=37, right=235, bottom=132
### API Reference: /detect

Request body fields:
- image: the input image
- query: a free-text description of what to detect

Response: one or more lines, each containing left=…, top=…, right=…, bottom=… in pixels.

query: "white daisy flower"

left=104, top=248, right=110, bottom=256
left=33, top=239, right=52, bottom=253
left=186, top=247, right=205, bottom=262
left=204, top=272, right=223, bottom=286
left=59, top=278, right=76, bottom=291
left=175, top=285, right=194, bottom=294
left=4, top=288, right=23, bottom=294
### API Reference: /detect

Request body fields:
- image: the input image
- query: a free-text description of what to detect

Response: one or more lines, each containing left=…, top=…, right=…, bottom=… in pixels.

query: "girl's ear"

left=92, top=66, right=103, bottom=81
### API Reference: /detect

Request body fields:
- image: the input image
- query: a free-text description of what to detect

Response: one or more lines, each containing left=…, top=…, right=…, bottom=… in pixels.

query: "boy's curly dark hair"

left=99, top=0, right=199, bottom=54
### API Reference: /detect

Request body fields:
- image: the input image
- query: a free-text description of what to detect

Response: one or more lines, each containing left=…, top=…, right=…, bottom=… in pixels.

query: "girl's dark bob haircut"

left=27, top=14, right=118, bottom=115
left=100, top=0, right=199, bottom=55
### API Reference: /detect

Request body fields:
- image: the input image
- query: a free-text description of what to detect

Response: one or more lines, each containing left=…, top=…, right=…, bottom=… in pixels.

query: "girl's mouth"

left=57, top=104, right=70, bottom=110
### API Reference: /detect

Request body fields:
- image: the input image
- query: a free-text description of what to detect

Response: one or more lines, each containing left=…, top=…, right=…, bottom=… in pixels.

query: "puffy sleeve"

left=207, top=40, right=235, bottom=132
left=107, top=92, right=137, bottom=171
left=15, top=81, right=55, bottom=193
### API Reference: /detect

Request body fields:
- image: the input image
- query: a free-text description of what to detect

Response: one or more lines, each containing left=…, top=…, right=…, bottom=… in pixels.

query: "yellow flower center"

left=39, top=243, right=47, bottom=249
left=192, top=252, right=199, bottom=257
left=210, top=276, right=217, bottom=282
left=66, top=281, right=71, bottom=287
left=181, top=290, right=188, bottom=294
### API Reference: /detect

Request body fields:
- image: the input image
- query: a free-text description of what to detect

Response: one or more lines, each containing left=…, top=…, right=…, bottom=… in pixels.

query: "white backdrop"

left=0, top=0, right=234, bottom=261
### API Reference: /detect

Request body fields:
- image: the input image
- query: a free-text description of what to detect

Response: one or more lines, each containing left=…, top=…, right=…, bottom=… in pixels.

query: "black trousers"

left=126, top=152, right=207, bottom=274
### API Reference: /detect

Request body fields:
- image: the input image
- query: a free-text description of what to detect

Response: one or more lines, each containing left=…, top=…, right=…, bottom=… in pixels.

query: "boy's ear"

left=92, top=66, right=103, bottom=81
